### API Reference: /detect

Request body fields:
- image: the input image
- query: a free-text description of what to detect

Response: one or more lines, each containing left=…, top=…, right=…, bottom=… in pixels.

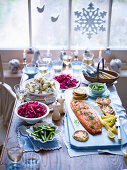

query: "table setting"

left=1, top=49, right=127, bottom=170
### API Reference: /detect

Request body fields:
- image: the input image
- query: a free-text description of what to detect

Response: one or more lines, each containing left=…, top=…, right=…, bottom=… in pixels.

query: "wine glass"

left=6, top=137, right=25, bottom=169
left=62, top=52, right=73, bottom=71
left=14, top=84, right=27, bottom=102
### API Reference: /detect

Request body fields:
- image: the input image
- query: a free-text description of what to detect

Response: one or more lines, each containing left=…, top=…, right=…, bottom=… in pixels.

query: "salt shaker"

left=57, top=96, right=65, bottom=115
left=52, top=101, right=61, bottom=121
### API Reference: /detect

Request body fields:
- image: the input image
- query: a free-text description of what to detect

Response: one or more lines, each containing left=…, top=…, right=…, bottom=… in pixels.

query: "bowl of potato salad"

left=24, top=77, right=60, bottom=103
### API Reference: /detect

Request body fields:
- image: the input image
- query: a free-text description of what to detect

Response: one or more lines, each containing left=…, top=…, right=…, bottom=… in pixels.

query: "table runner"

left=63, top=85, right=127, bottom=157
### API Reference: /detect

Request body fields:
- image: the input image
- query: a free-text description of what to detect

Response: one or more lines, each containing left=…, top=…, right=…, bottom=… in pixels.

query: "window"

left=0, top=0, right=29, bottom=48
left=0, top=0, right=126, bottom=49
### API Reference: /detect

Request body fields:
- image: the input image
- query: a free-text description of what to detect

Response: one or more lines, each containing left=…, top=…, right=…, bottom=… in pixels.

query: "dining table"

left=0, top=69, right=127, bottom=170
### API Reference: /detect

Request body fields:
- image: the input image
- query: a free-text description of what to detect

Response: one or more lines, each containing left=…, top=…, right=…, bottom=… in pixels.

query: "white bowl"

left=15, top=101, right=50, bottom=124
left=23, top=78, right=60, bottom=104
left=26, top=121, right=60, bottom=143
left=89, top=82, right=107, bottom=95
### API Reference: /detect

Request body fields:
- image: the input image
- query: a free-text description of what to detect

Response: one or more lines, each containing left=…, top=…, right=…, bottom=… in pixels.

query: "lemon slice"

left=112, top=125, right=118, bottom=134
left=107, top=129, right=116, bottom=139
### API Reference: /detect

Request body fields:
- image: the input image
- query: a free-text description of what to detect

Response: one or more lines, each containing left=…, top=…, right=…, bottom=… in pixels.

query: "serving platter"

left=64, top=90, right=127, bottom=150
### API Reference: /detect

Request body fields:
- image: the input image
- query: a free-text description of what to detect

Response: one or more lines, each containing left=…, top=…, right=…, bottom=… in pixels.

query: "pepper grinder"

left=52, top=101, right=61, bottom=121
left=57, top=96, right=65, bottom=115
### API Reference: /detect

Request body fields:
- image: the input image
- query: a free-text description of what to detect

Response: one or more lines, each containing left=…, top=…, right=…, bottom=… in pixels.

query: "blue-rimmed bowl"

left=89, top=82, right=107, bottom=95
left=23, top=64, right=39, bottom=79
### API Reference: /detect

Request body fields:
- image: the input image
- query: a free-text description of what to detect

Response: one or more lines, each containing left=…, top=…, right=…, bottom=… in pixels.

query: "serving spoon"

left=19, top=125, right=40, bottom=152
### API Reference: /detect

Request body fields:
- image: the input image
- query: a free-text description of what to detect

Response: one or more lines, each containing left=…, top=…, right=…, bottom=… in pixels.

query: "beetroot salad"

left=53, top=74, right=79, bottom=89
left=18, top=101, right=47, bottom=118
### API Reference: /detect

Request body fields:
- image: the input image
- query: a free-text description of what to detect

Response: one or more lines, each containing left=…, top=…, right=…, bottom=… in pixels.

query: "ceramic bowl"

left=89, top=82, right=107, bottom=95
left=15, top=101, right=50, bottom=124
left=23, top=64, right=39, bottom=79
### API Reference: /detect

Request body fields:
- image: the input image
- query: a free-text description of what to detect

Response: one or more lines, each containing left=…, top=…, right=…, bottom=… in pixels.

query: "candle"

left=23, top=49, right=26, bottom=60
left=99, top=48, right=102, bottom=58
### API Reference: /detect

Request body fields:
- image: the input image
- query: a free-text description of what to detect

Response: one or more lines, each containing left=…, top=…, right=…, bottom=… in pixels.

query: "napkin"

left=17, top=126, right=62, bottom=152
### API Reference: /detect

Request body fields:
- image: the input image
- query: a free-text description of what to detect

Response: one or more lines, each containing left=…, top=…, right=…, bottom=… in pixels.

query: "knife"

left=116, top=115, right=122, bottom=140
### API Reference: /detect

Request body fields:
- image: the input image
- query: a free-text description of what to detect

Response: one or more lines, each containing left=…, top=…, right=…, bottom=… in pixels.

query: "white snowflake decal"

left=74, top=3, right=107, bottom=39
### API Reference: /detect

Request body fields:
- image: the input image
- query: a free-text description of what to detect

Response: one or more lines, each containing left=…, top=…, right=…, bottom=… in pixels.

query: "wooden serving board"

left=64, top=90, right=127, bottom=150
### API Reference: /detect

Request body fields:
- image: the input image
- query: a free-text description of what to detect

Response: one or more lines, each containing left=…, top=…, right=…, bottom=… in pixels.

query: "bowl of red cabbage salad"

left=53, top=74, right=79, bottom=90
left=16, top=101, right=49, bottom=124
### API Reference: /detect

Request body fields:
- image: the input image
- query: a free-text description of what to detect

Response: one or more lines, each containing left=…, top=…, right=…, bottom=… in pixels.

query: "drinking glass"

left=82, top=52, right=94, bottom=66
left=71, top=61, right=82, bottom=78
left=52, top=59, right=63, bottom=75
left=14, top=84, right=27, bottom=102
left=121, top=143, right=127, bottom=165
left=6, top=137, right=25, bottom=169
left=62, top=52, right=73, bottom=70
left=38, top=60, right=49, bottom=76
left=22, top=152, right=41, bottom=170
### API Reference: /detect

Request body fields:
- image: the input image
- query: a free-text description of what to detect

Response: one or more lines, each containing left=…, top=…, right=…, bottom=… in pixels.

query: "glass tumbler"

left=121, top=143, right=127, bottom=165
left=14, top=84, right=27, bottom=102
left=22, top=152, right=41, bottom=170
left=52, top=59, right=63, bottom=75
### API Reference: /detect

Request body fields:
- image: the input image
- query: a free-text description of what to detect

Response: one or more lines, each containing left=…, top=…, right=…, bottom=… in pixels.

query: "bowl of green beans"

left=26, top=121, right=60, bottom=143
left=89, top=82, right=107, bottom=95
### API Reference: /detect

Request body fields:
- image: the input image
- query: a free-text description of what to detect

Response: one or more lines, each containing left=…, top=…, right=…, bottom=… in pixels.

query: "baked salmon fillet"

left=70, top=100, right=102, bottom=135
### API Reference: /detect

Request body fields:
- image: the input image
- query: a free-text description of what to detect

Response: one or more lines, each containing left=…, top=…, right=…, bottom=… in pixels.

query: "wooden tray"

left=83, top=58, right=119, bottom=84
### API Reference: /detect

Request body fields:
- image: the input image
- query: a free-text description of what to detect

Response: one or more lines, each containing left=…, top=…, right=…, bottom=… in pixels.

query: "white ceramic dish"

left=23, top=78, right=60, bottom=96
left=15, top=101, right=50, bottom=124
left=87, top=87, right=110, bottom=98
left=26, top=121, right=60, bottom=143
left=88, top=82, right=107, bottom=95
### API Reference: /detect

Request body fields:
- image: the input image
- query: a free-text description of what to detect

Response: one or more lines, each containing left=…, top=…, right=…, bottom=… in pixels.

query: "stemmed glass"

left=62, top=52, right=73, bottom=71
left=14, top=84, right=27, bottom=103
left=6, top=137, right=25, bottom=169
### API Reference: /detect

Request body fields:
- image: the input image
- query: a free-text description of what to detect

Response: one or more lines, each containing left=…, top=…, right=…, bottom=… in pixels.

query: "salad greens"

left=89, top=83, right=105, bottom=91
left=31, top=124, right=56, bottom=141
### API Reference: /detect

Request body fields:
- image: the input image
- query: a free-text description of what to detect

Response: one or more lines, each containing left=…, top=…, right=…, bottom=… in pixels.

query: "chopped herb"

left=80, top=111, right=83, bottom=115
left=89, top=115, right=94, bottom=120
left=84, top=111, right=89, bottom=115
left=74, top=119, right=80, bottom=125
left=89, top=125, right=95, bottom=129
left=76, top=108, right=81, bottom=111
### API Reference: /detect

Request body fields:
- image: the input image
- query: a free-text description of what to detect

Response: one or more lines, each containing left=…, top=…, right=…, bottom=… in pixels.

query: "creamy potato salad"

left=25, top=78, right=56, bottom=94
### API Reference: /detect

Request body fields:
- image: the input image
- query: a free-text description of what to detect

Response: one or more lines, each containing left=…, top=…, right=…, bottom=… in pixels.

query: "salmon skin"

left=70, top=100, right=102, bottom=135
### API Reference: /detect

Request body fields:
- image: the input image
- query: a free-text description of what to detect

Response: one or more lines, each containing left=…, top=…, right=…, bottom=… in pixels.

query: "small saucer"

left=87, top=88, right=110, bottom=98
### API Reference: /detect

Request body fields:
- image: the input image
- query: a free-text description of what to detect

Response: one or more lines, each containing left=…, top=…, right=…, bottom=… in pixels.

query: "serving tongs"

left=116, top=115, right=122, bottom=140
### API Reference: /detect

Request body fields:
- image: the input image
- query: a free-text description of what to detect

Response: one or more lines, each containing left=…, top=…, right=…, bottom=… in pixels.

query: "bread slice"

left=73, top=130, right=89, bottom=142
left=96, top=97, right=111, bottom=105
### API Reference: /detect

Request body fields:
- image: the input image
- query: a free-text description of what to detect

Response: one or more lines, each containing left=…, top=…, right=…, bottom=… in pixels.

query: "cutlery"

left=19, top=125, right=40, bottom=152
left=116, top=115, right=122, bottom=140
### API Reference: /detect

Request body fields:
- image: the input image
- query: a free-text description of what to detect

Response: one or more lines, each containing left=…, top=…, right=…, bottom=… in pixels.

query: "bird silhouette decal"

left=37, top=5, right=45, bottom=13
left=51, top=15, right=59, bottom=22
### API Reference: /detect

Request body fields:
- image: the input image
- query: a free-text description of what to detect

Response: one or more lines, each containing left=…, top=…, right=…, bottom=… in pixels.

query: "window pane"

left=0, top=0, right=29, bottom=48
left=31, top=0, right=68, bottom=49
left=71, top=0, right=108, bottom=49
left=110, top=0, right=127, bottom=48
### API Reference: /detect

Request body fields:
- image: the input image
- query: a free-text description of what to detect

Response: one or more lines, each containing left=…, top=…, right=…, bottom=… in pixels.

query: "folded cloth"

left=17, top=126, right=62, bottom=152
